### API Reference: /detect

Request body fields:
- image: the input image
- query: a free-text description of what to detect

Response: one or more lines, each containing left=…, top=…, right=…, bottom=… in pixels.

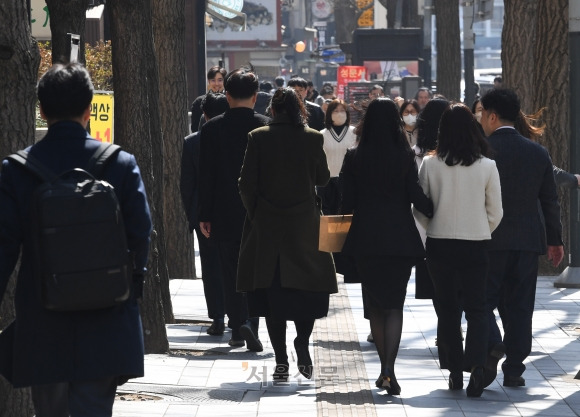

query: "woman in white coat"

left=414, top=103, right=503, bottom=398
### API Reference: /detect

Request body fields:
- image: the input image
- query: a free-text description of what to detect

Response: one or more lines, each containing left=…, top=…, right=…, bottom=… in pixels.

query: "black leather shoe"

left=294, top=338, right=313, bottom=379
left=448, top=372, right=463, bottom=390
left=466, top=367, right=484, bottom=397
left=483, top=342, right=506, bottom=388
left=503, top=375, right=525, bottom=387
left=240, top=322, right=263, bottom=352
left=206, top=321, right=225, bottom=336
left=273, top=363, right=290, bottom=381
left=228, top=338, right=244, bottom=347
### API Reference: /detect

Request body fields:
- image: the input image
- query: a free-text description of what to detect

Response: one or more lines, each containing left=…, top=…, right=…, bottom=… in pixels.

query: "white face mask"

left=475, top=112, right=482, bottom=123
left=332, top=111, right=347, bottom=126
left=403, top=114, right=417, bottom=127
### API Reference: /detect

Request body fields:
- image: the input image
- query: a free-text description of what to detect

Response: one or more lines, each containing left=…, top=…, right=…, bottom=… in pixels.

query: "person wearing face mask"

left=471, top=99, right=485, bottom=136
left=400, top=99, right=420, bottom=147
left=317, top=99, right=356, bottom=215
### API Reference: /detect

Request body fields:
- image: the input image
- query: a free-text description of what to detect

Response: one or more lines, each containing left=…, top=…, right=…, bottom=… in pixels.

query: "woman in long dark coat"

left=340, top=98, right=433, bottom=395
left=237, top=88, right=338, bottom=381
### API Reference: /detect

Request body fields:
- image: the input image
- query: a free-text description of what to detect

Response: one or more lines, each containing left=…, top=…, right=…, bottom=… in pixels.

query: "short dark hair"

left=224, top=64, right=259, bottom=100
left=201, top=92, right=229, bottom=119
left=480, top=88, right=520, bottom=123
left=324, top=99, right=350, bottom=129
left=269, top=87, right=307, bottom=126
left=274, top=76, right=285, bottom=87
left=369, top=84, right=384, bottom=94
left=494, top=76, right=503, bottom=84
left=207, top=66, right=227, bottom=80
left=260, top=81, right=273, bottom=92
left=287, top=77, right=308, bottom=89
left=436, top=103, right=490, bottom=166
left=37, top=62, right=94, bottom=120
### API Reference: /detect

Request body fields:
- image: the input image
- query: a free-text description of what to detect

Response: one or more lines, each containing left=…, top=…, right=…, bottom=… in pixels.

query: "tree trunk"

left=502, top=0, right=569, bottom=275
left=533, top=0, right=569, bottom=274
left=334, top=0, right=358, bottom=45
left=386, top=0, right=419, bottom=28
left=108, top=0, right=169, bottom=353
left=152, top=0, right=194, bottom=288
left=45, top=0, right=89, bottom=64
left=434, top=0, right=460, bottom=100
left=501, top=0, right=538, bottom=113
left=0, top=0, right=39, bottom=414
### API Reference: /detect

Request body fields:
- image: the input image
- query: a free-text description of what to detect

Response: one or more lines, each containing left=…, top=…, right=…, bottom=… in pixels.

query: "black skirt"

left=356, top=256, right=416, bottom=315
left=247, top=261, right=330, bottom=321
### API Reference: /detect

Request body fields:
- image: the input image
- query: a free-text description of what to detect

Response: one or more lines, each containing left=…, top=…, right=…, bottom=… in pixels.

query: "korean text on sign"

left=90, top=93, right=114, bottom=143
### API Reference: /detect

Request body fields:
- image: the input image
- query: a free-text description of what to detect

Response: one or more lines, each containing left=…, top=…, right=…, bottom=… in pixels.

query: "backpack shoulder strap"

left=5, top=150, right=58, bottom=183
left=86, top=143, right=122, bottom=178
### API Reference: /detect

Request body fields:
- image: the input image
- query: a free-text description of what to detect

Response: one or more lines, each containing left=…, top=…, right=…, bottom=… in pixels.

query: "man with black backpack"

left=0, top=63, right=152, bottom=416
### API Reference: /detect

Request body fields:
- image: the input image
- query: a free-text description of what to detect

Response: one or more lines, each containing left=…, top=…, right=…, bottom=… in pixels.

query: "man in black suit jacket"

left=199, top=65, right=270, bottom=350
left=480, top=89, right=564, bottom=388
left=180, top=92, right=228, bottom=336
left=287, top=77, right=325, bottom=131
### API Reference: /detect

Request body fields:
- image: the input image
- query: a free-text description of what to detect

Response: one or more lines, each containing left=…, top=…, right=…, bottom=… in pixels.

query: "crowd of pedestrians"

left=179, top=62, right=574, bottom=402
left=0, top=57, right=574, bottom=416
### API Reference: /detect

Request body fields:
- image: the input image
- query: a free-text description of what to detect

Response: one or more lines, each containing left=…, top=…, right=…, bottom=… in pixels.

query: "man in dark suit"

left=0, top=63, right=152, bottom=416
left=180, top=92, right=228, bottom=336
left=198, top=64, right=270, bottom=350
left=480, top=88, right=564, bottom=388
left=287, top=77, right=325, bottom=131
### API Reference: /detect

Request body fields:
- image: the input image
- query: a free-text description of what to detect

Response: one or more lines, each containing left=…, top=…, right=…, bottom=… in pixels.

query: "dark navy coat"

left=0, top=121, right=152, bottom=388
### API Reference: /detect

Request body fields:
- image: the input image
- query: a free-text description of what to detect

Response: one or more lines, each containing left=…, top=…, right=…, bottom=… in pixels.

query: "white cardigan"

left=413, top=154, right=503, bottom=241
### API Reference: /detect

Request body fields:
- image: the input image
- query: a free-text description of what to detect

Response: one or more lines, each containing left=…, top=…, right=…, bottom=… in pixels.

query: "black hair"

left=353, top=98, right=413, bottom=187
left=224, top=64, right=259, bottom=100
left=269, top=87, right=307, bottom=126
left=201, top=92, right=229, bottom=119
left=415, top=98, right=450, bottom=157
left=324, top=99, right=350, bottom=129
left=260, top=81, right=273, bottom=92
left=207, top=66, right=227, bottom=80
left=471, top=98, right=482, bottom=114
left=274, top=76, right=285, bottom=87
left=37, top=62, right=94, bottom=121
left=369, top=84, right=384, bottom=94
left=494, top=76, right=503, bottom=84
left=436, top=103, right=490, bottom=166
left=399, top=99, right=420, bottom=118
left=287, top=77, right=308, bottom=89
left=480, top=88, right=520, bottom=123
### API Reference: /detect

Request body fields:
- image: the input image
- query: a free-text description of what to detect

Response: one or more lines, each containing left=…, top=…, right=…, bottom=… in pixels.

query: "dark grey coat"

left=237, top=115, right=337, bottom=294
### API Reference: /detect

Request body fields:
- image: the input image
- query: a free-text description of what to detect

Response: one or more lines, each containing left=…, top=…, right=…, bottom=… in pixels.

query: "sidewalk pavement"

left=113, top=270, right=580, bottom=417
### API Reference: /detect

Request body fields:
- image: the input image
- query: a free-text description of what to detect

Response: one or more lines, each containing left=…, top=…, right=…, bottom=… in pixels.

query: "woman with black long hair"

left=340, top=98, right=433, bottom=395
left=414, top=103, right=503, bottom=397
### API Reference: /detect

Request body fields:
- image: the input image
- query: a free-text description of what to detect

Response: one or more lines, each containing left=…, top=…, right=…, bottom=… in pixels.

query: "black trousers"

left=426, top=238, right=489, bottom=373
left=31, top=378, right=117, bottom=417
left=195, top=227, right=225, bottom=320
left=217, top=240, right=253, bottom=338
left=486, top=250, right=538, bottom=378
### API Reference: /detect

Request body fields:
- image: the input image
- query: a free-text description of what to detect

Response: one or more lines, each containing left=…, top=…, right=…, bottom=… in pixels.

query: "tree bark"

left=386, top=0, right=419, bottom=28
left=45, top=0, right=89, bottom=64
left=0, top=0, right=39, bottom=414
left=108, top=0, right=169, bottom=353
left=152, top=0, right=194, bottom=289
left=334, top=0, right=358, bottom=45
left=501, top=0, right=538, bottom=113
left=434, top=0, right=460, bottom=101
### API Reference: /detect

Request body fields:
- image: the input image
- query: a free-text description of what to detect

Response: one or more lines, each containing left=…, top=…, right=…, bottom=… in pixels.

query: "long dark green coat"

left=237, top=115, right=338, bottom=294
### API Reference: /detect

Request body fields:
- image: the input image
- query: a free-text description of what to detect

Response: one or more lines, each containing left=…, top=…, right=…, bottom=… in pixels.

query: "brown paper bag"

left=319, top=215, right=353, bottom=252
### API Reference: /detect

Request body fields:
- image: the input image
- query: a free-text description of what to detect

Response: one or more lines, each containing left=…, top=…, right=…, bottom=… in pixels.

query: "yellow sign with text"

left=90, top=93, right=114, bottom=143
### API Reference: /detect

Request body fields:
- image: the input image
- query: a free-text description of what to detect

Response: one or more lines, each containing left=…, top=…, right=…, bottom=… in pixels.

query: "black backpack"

left=7, top=143, right=131, bottom=311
